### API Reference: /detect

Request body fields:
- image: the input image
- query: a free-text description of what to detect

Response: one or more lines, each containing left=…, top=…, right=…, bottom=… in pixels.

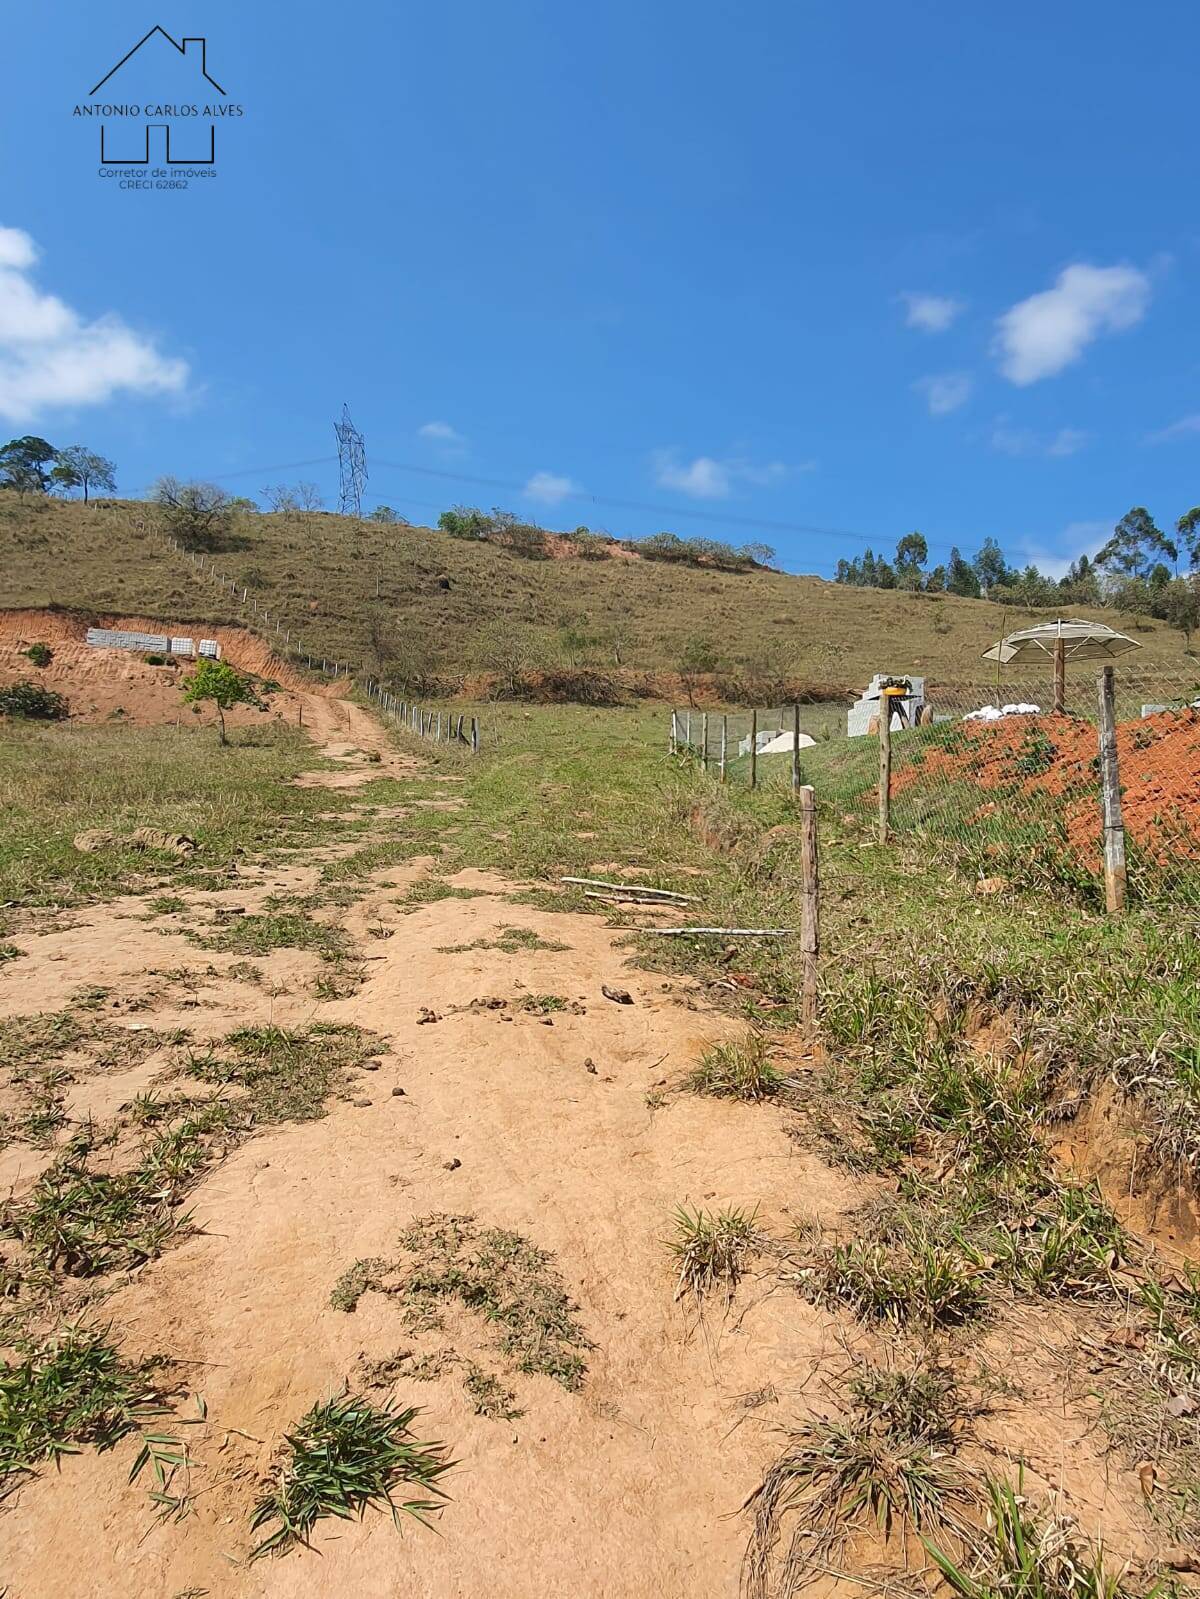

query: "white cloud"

left=989, top=418, right=1089, bottom=457
left=1018, top=520, right=1109, bottom=581
left=0, top=224, right=188, bottom=422
left=914, top=372, right=972, bottom=416
left=1147, top=413, right=1200, bottom=444
left=417, top=420, right=465, bottom=446
left=899, top=292, right=964, bottom=333
left=993, top=263, right=1150, bottom=385
left=523, top=470, right=579, bottom=505
left=651, top=450, right=793, bottom=500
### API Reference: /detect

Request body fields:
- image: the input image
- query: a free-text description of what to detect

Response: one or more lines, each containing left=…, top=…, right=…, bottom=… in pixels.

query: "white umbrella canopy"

left=981, top=619, right=1141, bottom=666
left=981, top=619, right=1141, bottom=713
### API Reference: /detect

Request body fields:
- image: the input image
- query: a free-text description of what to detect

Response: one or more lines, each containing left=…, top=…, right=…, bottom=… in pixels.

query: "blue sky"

left=1, top=1, right=1197, bottom=577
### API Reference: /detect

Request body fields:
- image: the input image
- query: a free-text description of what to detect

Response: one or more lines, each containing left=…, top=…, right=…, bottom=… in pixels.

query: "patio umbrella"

left=981, top=619, right=1140, bottom=713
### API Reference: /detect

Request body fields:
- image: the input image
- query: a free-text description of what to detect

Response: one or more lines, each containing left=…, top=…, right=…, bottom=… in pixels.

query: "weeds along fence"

left=673, top=661, right=1200, bottom=911
left=363, top=681, right=483, bottom=752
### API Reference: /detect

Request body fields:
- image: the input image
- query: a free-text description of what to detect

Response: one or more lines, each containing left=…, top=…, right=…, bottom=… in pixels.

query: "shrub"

left=0, top=681, right=68, bottom=720
left=23, top=642, right=52, bottom=668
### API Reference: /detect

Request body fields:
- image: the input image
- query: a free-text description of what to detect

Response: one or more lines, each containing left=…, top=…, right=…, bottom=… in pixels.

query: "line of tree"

left=834, top=507, right=1200, bottom=643
left=0, top=436, right=117, bottom=502
left=437, top=505, right=774, bottom=571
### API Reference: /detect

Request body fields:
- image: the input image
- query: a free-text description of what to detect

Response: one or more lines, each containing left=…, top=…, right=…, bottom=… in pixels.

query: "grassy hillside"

left=0, top=491, right=1191, bottom=697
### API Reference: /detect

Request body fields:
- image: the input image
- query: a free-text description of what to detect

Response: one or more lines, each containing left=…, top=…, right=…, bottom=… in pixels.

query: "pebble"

left=352, top=1098, right=371, bottom=1108
left=391, top=1085, right=406, bottom=1097
left=443, top=1158, right=461, bottom=1171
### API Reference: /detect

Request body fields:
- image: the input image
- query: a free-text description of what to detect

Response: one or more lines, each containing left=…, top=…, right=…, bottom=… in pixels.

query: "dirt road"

left=0, top=694, right=856, bottom=1598
left=0, top=698, right=1155, bottom=1598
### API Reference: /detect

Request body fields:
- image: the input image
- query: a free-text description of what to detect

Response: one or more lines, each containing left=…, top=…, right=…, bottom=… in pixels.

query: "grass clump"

left=668, top=1203, right=760, bottom=1304
left=391, top=1213, right=590, bottom=1390
left=250, top=1392, right=453, bottom=1558
left=744, top=1363, right=977, bottom=1599
left=684, top=1036, right=782, bottom=1102
left=0, top=1326, right=172, bottom=1492
left=185, top=1023, right=376, bottom=1123
left=195, top=912, right=348, bottom=962
left=925, top=1474, right=1159, bottom=1599
left=436, top=924, right=568, bottom=955
left=330, top=1257, right=388, bottom=1313
left=4, top=1025, right=380, bottom=1278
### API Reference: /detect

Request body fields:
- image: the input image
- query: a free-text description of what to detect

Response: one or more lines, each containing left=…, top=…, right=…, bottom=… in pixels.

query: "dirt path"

left=0, top=702, right=1156, bottom=1598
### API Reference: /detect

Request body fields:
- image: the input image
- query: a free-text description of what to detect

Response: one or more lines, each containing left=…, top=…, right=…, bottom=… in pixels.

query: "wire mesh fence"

left=672, top=660, right=1200, bottom=909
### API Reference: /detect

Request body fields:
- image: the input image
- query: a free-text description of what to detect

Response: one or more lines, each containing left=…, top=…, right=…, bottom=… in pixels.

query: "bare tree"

left=153, top=477, right=233, bottom=550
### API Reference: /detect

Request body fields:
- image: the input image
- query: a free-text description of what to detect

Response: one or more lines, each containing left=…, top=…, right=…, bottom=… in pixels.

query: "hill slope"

left=0, top=492, right=1191, bottom=697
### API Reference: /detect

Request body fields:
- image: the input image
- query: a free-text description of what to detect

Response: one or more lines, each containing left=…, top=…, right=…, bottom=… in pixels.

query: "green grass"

left=0, top=1326, right=173, bottom=1492
left=743, top=1363, right=977, bottom=1599
left=436, top=925, right=568, bottom=955
left=335, top=1214, right=591, bottom=1394
left=924, top=1474, right=1163, bottom=1599
left=3, top=1024, right=379, bottom=1278
left=192, top=911, right=350, bottom=961
left=1, top=492, right=1190, bottom=698
left=250, top=1393, right=453, bottom=1557
left=0, top=718, right=353, bottom=906
left=667, top=1204, right=760, bottom=1303
left=683, top=1036, right=783, bottom=1102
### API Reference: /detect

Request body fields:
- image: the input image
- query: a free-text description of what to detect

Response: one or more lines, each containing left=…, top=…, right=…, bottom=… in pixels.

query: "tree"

left=679, top=633, right=718, bottom=705
left=946, top=546, right=981, bottom=598
left=50, top=446, right=116, bottom=503
left=1163, top=577, right=1200, bottom=649
left=1177, top=507, right=1200, bottom=571
left=894, top=532, right=928, bottom=589
left=740, top=541, right=776, bottom=568
left=0, top=436, right=57, bottom=494
left=472, top=620, right=546, bottom=697
left=153, top=477, right=233, bottom=550
left=974, top=537, right=1010, bottom=594
left=368, top=505, right=406, bottom=524
left=181, top=659, right=263, bottom=744
left=1095, top=507, right=1178, bottom=581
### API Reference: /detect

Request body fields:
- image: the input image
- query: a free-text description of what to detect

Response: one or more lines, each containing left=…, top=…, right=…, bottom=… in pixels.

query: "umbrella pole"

left=1053, top=638, right=1066, bottom=714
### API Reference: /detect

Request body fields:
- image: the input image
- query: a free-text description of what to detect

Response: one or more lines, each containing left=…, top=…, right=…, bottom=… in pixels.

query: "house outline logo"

left=82, top=25, right=234, bottom=168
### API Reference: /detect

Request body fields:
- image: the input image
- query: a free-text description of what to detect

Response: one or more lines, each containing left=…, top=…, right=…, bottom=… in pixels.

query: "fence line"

left=128, top=512, right=492, bottom=747
left=364, top=681, right=482, bottom=753
left=671, top=661, right=1200, bottom=910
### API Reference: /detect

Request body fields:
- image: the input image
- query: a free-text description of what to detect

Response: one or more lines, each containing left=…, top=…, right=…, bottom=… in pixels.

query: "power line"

left=368, top=456, right=872, bottom=548
left=204, top=456, right=338, bottom=483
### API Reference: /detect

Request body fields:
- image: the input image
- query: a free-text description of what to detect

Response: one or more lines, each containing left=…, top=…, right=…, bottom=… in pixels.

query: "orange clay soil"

left=892, top=709, right=1200, bottom=865
left=0, top=703, right=1166, bottom=1598
left=0, top=607, right=340, bottom=730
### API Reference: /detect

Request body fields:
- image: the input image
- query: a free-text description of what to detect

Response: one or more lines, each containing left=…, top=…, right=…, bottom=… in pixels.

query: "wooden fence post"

left=670, top=710, right=678, bottom=755
left=1054, top=638, right=1067, bottom=715
left=471, top=717, right=480, bottom=754
left=701, top=713, right=709, bottom=773
left=878, top=699, right=891, bottom=844
left=1097, top=666, right=1127, bottom=913
left=720, top=715, right=727, bottom=782
left=791, top=703, right=801, bottom=792
left=685, top=710, right=692, bottom=751
left=750, top=708, right=758, bottom=789
left=798, top=784, right=820, bottom=1027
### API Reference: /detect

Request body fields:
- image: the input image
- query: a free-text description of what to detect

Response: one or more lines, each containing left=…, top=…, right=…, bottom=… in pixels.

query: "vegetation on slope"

left=1, top=492, right=1191, bottom=703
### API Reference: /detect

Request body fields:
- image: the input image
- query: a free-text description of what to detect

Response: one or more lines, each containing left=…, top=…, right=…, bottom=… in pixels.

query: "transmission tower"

left=334, top=403, right=368, bottom=518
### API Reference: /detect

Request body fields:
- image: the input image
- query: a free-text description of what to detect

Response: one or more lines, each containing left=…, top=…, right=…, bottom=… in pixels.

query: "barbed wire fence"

left=128, top=511, right=490, bottom=750
left=671, top=660, right=1200, bottom=911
